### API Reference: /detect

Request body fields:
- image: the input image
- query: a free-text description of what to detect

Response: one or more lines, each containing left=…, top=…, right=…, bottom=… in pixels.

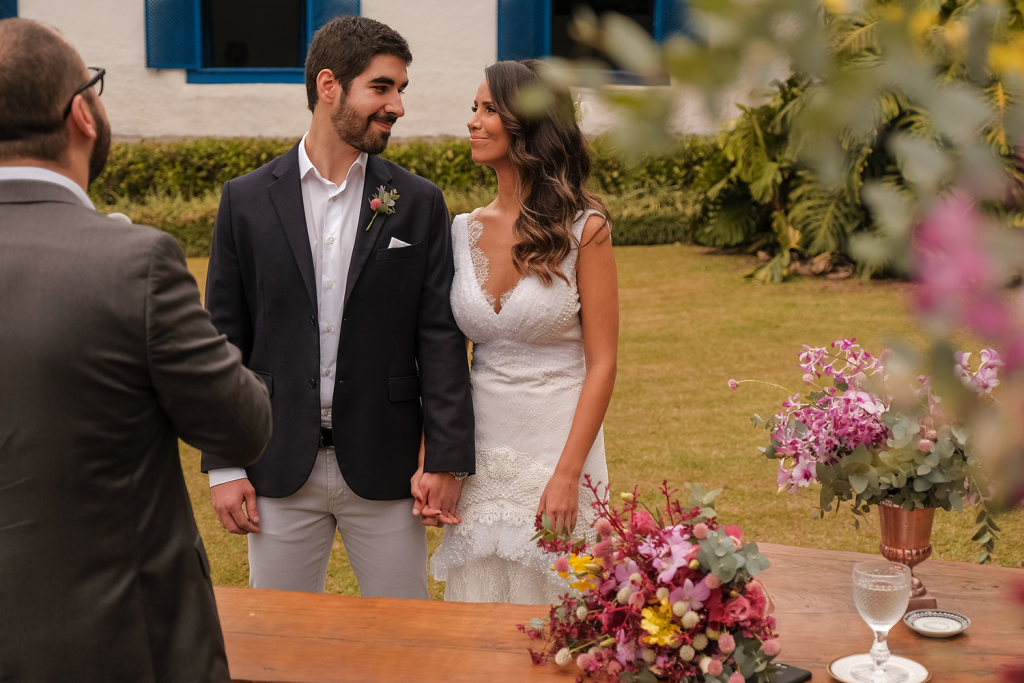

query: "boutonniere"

left=366, top=185, right=399, bottom=231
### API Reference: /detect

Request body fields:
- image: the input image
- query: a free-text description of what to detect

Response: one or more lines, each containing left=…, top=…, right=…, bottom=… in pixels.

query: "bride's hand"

left=537, top=471, right=580, bottom=535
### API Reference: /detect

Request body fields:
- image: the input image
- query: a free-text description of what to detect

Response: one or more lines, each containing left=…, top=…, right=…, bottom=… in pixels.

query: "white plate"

left=828, top=654, right=931, bottom=683
left=903, top=609, right=970, bottom=638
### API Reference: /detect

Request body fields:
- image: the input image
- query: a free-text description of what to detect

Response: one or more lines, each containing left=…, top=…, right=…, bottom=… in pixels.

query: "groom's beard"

left=331, top=99, right=397, bottom=155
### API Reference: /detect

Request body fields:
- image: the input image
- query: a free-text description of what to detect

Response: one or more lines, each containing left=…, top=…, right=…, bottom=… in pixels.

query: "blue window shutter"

left=307, top=0, right=360, bottom=40
left=654, top=0, right=693, bottom=41
left=0, top=0, right=16, bottom=19
left=497, top=0, right=551, bottom=61
left=145, top=0, right=201, bottom=69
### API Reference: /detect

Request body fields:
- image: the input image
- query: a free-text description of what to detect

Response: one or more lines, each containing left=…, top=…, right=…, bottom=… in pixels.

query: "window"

left=498, top=0, right=693, bottom=64
left=0, top=0, right=16, bottom=20
left=551, top=0, right=654, bottom=61
left=205, top=0, right=303, bottom=69
left=145, top=0, right=359, bottom=83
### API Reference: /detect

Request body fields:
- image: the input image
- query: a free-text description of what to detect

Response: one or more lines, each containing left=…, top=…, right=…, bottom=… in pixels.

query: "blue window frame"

left=0, top=0, right=17, bottom=19
left=145, top=0, right=359, bottom=83
left=497, top=0, right=693, bottom=63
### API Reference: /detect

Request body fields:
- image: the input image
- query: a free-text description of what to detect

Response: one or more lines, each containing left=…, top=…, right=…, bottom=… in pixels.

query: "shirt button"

left=324, top=369, right=331, bottom=377
left=326, top=325, right=333, bottom=332
left=328, top=237, right=335, bottom=244
left=308, top=377, right=316, bottom=388
left=327, top=281, right=334, bottom=289
left=310, top=315, right=316, bottom=326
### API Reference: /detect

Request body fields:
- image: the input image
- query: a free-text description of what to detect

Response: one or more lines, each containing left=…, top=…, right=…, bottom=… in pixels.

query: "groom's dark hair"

left=0, top=19, right=83, bottom=163
left=305, top=16, right=412, bottom=113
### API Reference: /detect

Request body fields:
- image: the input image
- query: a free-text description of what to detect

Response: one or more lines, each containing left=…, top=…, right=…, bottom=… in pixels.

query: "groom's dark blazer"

left=201, top=143, right=475, bottom=500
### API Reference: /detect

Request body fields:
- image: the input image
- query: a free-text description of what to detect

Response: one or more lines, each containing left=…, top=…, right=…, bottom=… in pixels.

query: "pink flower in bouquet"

left=730, top=673, right=746, bottom=683
left=918, top=439, right=933, bottom=453
left=628, top=591, right=646, bottom=610
left=707, top=659, right=724, bottom=676
left=722, top=595, right=752, bottom=624
left=746, top=582, right=769, bottom=617
left=705, top=574, right=722, bottom=590
left=791, top=459, right=817, bottom=488
left=552, top=556, right=570, bottom=573
left=762, top=638, right=782, bottom=656
left=576, top=653, right=593, bottom=670
left=718, top=632, right=736, bottom=654
left=592, top=539, right=614, bottom=562
left=728, top=379, right=738, bottom=390
left=724, top=525, right=743, bottom=540
left=631, top=509, right=659, bottom=536
left=654, top=537, right=694, bottom=583
left=596, top=518, right=613, bottom=537
left=671, top=578, right=711, bottom=612
left=369, top=198, right=382, bottom=211
left=692, top=522, right=709, bottom=539
left=970, top=366, right=1000, bottom=394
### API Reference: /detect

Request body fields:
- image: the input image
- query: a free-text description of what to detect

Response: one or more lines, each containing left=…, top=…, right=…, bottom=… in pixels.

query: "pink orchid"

left=670, top=578, right=711, bottom=611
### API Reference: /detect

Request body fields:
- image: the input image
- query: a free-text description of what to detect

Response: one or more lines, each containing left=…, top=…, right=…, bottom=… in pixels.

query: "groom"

left=203, top=16, right=474, bottom=598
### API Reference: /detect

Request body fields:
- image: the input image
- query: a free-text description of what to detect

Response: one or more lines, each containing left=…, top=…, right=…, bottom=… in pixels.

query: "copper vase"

left=877, top=499, right=938, bottom=611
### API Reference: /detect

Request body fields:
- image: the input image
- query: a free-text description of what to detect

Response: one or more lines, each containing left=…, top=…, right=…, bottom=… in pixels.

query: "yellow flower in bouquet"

left=567, top=554, right=601, bottom=592
left=640, top=603, right=680, bottom=647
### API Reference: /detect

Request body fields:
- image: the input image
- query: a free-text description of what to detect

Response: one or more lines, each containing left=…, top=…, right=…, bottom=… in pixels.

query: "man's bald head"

left=0, top=18, right=87, bottom=163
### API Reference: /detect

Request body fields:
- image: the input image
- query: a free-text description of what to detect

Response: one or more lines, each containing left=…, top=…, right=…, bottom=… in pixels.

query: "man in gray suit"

left=0, top=19, right=272, bottom=683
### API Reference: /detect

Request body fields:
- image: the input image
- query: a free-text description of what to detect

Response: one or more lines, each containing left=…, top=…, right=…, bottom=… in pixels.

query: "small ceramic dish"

left=828, top=654, right=931, bottom=683
left=903, top=609, right=971, bottom=638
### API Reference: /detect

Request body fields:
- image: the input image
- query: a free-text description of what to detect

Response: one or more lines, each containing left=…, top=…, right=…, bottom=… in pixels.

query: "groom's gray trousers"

left=248, top=447, right=429, bottom=597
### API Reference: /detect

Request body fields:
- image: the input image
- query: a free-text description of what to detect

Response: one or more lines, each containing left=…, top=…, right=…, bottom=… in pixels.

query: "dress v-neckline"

left=467, top=208, right=524, bottom=316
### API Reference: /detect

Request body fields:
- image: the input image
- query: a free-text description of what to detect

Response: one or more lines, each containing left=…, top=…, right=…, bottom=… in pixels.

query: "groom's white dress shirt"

left=209, top=135, right=368, bottom=487
left=0, top=167, right=95, bottom=209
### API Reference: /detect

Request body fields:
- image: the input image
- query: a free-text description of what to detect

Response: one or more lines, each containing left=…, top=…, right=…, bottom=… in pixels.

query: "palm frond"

left=788, top=176, right=867, bottom=254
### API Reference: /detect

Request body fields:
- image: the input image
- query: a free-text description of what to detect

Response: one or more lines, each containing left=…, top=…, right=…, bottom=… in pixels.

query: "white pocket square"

left=388, top=237, right=411, bottom=249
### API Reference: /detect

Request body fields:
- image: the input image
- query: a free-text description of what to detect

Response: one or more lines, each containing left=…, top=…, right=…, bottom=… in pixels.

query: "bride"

left=428, top=60, right=619, bottom=604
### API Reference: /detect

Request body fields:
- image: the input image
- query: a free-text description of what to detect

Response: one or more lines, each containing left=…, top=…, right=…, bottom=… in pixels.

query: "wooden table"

left=217, top=543, right=1024, bottom=683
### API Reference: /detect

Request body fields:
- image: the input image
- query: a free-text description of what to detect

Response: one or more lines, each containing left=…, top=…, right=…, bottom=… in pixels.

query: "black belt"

left=319, top=427, right=334, bottom=449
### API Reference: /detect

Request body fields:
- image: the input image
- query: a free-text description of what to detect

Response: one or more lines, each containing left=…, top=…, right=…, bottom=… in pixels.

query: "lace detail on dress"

left=435, top=208, right=609, bottom=604
left=467, top=208, right=522, bottom=314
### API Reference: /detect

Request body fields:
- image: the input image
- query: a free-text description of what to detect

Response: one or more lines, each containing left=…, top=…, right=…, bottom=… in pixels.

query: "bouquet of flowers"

left=521, top=479, right=780, bottom=683
left=733, top=338, right=999, bottom=561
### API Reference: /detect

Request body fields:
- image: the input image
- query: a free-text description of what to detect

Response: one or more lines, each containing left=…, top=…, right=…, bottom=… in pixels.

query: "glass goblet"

left=851, top=560, right=912, bottom=683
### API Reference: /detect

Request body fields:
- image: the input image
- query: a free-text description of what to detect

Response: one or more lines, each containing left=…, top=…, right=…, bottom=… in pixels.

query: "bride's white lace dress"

left=430, top=207, right=608, bottom=604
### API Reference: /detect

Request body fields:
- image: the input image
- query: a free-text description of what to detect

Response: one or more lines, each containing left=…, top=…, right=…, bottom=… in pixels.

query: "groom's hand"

left=211, top=478, right=260, bottom=535
left=418, top=473, right=463, bottom=526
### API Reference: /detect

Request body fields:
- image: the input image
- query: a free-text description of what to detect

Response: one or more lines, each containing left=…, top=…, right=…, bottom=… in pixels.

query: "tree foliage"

left=684, top=0, right=1024, bottom=281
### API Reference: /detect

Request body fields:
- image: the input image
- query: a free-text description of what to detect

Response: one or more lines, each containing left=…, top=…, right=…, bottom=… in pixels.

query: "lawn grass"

left=180, top=245, right=1024, bottom=602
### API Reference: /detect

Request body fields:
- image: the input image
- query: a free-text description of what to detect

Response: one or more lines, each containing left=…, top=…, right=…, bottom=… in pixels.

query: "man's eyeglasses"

left=62, top=67, right=105, bottom=120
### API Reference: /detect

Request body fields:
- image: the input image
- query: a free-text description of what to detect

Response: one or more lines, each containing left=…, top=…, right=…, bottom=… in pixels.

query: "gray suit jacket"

left=0, top=180, right=272, bottom=683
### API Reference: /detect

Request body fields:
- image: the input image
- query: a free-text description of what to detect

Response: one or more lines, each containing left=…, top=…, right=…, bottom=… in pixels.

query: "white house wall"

left=17, top=0, right=779, bottom=141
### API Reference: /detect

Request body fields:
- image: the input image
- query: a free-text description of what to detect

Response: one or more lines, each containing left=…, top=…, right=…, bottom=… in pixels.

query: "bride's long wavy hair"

left=484, top=60, right=610, bottom=285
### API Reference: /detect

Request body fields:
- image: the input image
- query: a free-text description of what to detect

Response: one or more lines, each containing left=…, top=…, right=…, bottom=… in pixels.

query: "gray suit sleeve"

left=144, top=231, right=272, bottom=464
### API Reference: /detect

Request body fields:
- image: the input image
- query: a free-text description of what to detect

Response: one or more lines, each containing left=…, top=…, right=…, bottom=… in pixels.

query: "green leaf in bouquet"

left=916, top=464, right=932, bottom=476
left=528, top=617, right=545, bottom=631
left=913, top=477, right=934, bottom=492
left=850, top=474, right=870, bottom=495
left=949, top=491, right=964, bottom=514
left=701, top=507, right=717, bottom=519
left=702, top=488, right=723, bottom=506
left=541, top=512, right=552, bottom=531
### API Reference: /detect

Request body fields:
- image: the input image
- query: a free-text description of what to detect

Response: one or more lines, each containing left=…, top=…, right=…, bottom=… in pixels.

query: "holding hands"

left=410, top=434, right=464, bottom=527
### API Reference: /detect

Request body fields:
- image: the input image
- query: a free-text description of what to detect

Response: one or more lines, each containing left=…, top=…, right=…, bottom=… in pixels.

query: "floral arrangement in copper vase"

left=733, top=338, right=999, bottom=562
left=521, top=479, right=780, bottom=683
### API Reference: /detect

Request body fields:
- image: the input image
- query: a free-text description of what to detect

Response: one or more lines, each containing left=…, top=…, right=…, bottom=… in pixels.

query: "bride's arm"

left=537, top=214, right=619, bottom=534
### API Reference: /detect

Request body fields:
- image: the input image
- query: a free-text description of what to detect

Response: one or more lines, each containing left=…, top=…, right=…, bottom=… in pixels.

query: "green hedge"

left=90, top=136, right=709, bottom=254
